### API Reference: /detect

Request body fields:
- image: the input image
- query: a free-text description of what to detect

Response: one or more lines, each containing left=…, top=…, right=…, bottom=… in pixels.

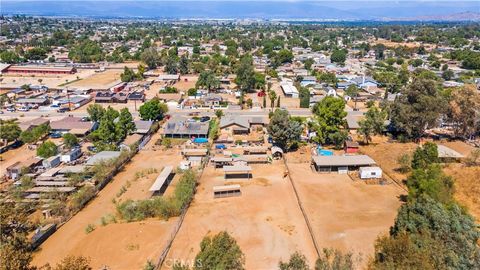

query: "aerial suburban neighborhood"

left=1, top=1, right=480, bottom=269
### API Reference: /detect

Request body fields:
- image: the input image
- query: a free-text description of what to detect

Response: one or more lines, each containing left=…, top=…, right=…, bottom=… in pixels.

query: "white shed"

left=359, top=166, right=382, bottom=179
left=60, top=148, right=82, bottom=163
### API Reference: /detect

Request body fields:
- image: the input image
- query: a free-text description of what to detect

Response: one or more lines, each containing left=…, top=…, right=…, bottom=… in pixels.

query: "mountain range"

left=1, top=1, right=479, bottom=21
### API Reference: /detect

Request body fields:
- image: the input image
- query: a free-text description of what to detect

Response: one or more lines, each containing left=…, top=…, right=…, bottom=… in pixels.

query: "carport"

left=223, top=165, right=252, bottom=179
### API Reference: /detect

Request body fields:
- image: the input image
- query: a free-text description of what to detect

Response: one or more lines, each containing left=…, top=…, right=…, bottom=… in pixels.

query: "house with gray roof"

left=163, top=117, right=209, bottom=138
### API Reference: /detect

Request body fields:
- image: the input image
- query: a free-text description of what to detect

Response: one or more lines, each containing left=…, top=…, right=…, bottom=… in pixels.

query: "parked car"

left=50, top=132, right=62, bottom=139
left=18, top=106, right=30, bottom=112
left=200, top=116, right=211, bottom=122
left=57, top=107, right=70, bottom=113
left=6, top=107, right=16, bottom=112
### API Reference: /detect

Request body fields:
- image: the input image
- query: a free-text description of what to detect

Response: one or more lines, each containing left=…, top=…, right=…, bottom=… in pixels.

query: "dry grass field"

left=32, top=133, right=184, bottom=269
left=287, top=160, right=404, bottom=267
left=164, top=161, right=318, bottom=269
left=68, top=69, right=122, bottom=89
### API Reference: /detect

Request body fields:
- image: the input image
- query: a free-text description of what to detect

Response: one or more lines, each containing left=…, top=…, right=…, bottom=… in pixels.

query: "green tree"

left=0, top=119, right=21, bottom=143
left=215, top=109, right=224, bottom=119
left=315, top=249, right=354, bottom=270
left=139, top=98, right=168, bottom=121
left=441, top=69, right=454, bottom=81
left=330, top=49, right=347, bottom=64
left=37, top=141, right=58, bottom=158
left=62, top=133, right=78, bottom=149
left=304, top=58, right=314, bottom=71
left=274, top=49, right=294, bottom=66
left=0, top=202, right=35, bottom=270
left=268, top=90, right=277, bottom=108
left=267, top=109, right=303, bottom=150
left=141, top=47, right=159, bottom=69
left=196, top=71, right=220, bottom=91
left=390, top=196, right=480, bottom=269
left=448, top=85, right=480, bottom=139
left=390, top=78, right=444, bottom=140
left=299, top=87, right=310, bottom=108
left=358, top=107, right=386, bottom=144
left=53, top=255, right=92, bottom=270
left=407, top=164, right=454, bottom=204
left=0, top=50, right=21, bottom=63
left=89, top=107, right=120, bottom=150
left=165, top=55, right=178, bottom=74
left=116, top=108, right=136, bottom=140
left=188, top=88, right=197, bottom=96
left=179, top=55, right=189, bottom=75
left=194, top=231, right=245, bottom=270
left=86, top=104, right=106, bottom=122
left=279, top=251, right=309, bottom=270
left=344, top=85, right=360, bottom=110
left=235, top=55, right=256, bottom=93
left=68, top=39, right=104, bottom=62
left=411, top=142, right=439, bottom=170
left=311, top=96, right=347, bottom=144
left=121, top=66, right=137, bottom=82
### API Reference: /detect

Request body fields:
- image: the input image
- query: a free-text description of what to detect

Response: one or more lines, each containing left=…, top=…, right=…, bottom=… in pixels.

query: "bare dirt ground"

left=287, top=160, right=404, bottom=268
left=32, top=133, right=184, bottom=269
left=164, top=161, right=318, bottom=269
left=0, top=69, right=95, bottom=89
left=271, top=81, right=300, bottom=109
left=172, top=75, right=198, bottom=92
left=0, top=144, right=36, bottom=176
left=68, top=69, right=122, bottom=89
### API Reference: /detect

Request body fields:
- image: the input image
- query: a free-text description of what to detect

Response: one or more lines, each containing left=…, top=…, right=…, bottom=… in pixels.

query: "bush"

left=37, top=141, right=58, bottom=158
left=85, top=223, right=95, bottom=234
left=69, top=186, right=96, bottom=212
left=116, top=169, right=197, bottom=222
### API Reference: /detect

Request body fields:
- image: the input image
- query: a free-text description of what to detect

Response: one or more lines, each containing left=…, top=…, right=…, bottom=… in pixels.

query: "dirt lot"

left=0, top=69, right=95, bottom=89
left=0, top=144, right=36, bottom=176
left=287, top=160, right=404, bottom=267
left=271, top=81, right=300, bottom=109
left=164, top=161, right=318, bottom=269
left=68, top=69, right=122, bottom=89
left=32, top=133, right=184, bottom=269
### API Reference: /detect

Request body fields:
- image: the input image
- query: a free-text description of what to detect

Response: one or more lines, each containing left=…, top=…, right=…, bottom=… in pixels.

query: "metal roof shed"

left=223, top=165, right=252, bottom=179
left=86, top=151, right=121, bottom=166
left=149, top=166, right=174, bottom=195
left=312, top=155, right=376, bottom=173
left=437, top=145, right=464, bottom=159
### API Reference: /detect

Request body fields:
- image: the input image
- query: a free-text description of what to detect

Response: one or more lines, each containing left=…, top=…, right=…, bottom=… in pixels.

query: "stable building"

left=311, top=155, right=376, bottom=173
left=4, top=65, right=76, bottom=75
left=149, top=166, right=174, bottom=196
left=213, top=184, right=241, bottom=199
left=223, top=165, right=252, bottom=179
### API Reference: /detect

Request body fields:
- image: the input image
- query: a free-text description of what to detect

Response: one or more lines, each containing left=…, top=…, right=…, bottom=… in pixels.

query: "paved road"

left=0, top=107, right=313, bottom=120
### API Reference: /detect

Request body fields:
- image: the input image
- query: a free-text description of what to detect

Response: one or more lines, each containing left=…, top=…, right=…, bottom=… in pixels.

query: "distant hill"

left=1, top=1, right=479, bottom=21
left=410, top=12, right=480, bottom=22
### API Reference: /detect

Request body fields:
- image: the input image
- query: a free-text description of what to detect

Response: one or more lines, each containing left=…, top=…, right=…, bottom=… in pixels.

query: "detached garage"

left=311, top=155, right=376, bottom=173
